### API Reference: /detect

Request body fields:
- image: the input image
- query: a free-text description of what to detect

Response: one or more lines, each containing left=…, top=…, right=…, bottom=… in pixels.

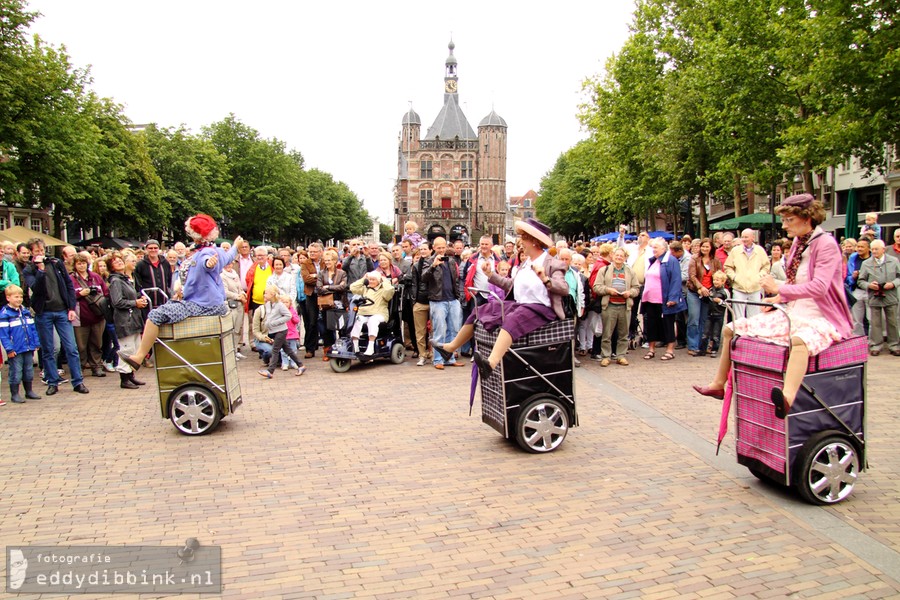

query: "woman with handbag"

left=315, top=249, right=348, bottom=361
left=106, top=251, right=148, bottom=389
left=70, top=253, right=109, bottom=378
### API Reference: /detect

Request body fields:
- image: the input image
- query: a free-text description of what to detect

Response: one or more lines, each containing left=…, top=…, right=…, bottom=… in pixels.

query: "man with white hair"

left=857, top=239, right=900, bottom=356
left=724, top=228, right=769, bottom=318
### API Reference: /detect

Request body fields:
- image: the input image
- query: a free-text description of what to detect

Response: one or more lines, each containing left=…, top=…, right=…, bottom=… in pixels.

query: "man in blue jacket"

left=845, top=238, right=871, bottom=336
left=22, top=238, right=89, bottom=396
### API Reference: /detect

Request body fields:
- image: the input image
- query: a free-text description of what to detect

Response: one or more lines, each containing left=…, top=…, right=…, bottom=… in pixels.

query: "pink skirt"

left=730, top=309, right=841, bottom=356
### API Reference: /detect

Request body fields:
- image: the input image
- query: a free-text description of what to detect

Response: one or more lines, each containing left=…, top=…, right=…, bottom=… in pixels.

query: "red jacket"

left=463, top=252, right=499, bottom=302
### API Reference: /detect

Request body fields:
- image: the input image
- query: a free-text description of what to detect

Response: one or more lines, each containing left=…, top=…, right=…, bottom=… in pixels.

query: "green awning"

left=709, top=213, right=779, bottom=231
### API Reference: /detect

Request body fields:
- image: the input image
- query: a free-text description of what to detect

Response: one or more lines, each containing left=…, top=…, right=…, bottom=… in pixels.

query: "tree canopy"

left=538, top=0, right=898, bottom=238
left=0, top=0, right=371, bottom=245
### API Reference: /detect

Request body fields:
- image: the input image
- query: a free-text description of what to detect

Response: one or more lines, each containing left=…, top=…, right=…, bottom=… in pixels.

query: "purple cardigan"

left=778, top=228, right=853, bottom=339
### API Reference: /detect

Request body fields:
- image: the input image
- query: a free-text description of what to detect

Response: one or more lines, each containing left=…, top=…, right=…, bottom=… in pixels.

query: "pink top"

left=642, top=260, right=663, bottom=304
left=778, top=227, right=853, bottom=339
left=285, top=305, right=301, bottom=340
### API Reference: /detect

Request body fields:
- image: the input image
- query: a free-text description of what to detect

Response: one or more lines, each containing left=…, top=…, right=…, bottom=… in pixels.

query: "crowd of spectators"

left=0, top=209, right=896, bottom=406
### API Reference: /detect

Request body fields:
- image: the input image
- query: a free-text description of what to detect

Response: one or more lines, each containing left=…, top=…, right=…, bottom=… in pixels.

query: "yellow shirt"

left=252, top=265, right=271, bottom=305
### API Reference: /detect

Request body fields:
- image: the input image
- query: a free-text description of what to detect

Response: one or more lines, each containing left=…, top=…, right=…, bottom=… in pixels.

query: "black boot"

left=9, top=383, right=25, bottom=403
left=129, top=373, right=146, bottom=386
left=120, top=373, right=139, bottom=389
left=22, top=380, right=40, bottom=400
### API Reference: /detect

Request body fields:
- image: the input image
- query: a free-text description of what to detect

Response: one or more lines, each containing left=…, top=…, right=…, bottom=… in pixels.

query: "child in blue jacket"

left=0, top=284, right=42, bottom=404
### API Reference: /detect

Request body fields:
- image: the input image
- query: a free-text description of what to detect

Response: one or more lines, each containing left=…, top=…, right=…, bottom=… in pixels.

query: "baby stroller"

left=327, top=293, right=405, bottom=372
left=718, top=300, right=868, bottom=505
left=469, top=288, right=578, bottom=453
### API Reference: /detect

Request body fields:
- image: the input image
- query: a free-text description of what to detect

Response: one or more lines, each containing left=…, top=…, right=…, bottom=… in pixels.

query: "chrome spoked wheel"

left=329, top=358, right=352, bottom=373
left=797, top=436, right=859, bottom=505
left=169, top=386, right=221, bottom=436
left=515, top=397, right=569, bottom=453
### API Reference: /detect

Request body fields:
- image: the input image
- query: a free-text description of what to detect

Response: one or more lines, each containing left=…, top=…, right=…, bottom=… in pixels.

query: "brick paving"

left=0, top=344, right=898, bottom=599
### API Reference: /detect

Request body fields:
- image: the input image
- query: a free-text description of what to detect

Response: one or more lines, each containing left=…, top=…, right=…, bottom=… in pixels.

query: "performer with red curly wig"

left=119, top=214, right=242, bottom=371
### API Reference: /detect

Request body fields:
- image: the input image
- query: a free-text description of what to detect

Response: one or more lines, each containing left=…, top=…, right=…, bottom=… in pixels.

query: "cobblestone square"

left=1, top=348, right=898, bottom=598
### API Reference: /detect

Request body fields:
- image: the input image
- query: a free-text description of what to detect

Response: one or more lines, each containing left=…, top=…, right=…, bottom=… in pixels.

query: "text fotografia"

left=7, top=544, right=222, bottom=593
left=34, top=551, right=112, bottom=565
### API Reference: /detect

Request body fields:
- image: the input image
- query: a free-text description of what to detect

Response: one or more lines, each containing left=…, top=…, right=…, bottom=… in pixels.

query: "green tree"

left=203, top=115, right=310, bottom=242
left=143, top=124, right=236, bottom=239
left=379, top=223, right=393, bottom=244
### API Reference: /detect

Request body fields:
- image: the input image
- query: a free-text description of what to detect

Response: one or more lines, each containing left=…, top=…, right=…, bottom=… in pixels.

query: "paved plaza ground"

left=1, top=343, right=898, bottom=599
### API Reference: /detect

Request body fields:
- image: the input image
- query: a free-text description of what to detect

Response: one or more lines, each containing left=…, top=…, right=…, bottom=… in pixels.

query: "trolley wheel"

left=169, top=385, right=221, bottom=436
left=515, top=396, right=569, bottom=453
left=795, top=433, right=860, bottom=505
left=389, top=342, right=405, bottom=364
left=329, top=358, right=352, bottom=373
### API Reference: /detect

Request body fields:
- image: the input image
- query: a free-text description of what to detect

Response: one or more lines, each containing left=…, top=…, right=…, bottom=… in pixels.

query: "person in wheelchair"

left=434, top=218, right=569, bottom=379
left=348, top=271, right=395, bottom=356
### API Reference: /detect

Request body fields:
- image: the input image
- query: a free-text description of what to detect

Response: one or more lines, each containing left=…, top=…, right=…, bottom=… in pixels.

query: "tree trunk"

left=699, top=188, right=708, bottom=238
left=802, top=159, right=814, bottom=194
left=746, top=182, right=756, bottom=214
left=733, top=173, right=743, bottom=217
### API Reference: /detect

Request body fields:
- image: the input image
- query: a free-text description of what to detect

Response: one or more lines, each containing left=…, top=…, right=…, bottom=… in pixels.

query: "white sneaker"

left=416, top=357, right=426, bottom=366
left=235, top=351, right=246, bottom=360
left=281, top=364, right=289, bottom=371
left=641, top=342, right=650, bottom=349
left=103, top=361, right=116, bottom=373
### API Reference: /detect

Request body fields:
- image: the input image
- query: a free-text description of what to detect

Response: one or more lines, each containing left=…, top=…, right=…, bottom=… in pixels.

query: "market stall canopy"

left=647, top=230, right=675, bottom=240
left=0, top=226, right=67, bottom=246
left=708, top=213, right=779, bottom=231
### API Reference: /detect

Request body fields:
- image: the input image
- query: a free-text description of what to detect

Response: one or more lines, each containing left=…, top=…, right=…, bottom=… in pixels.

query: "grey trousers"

left=601, top=304, right=629, bottom=359
left=869, top=302, right=899, bottom=352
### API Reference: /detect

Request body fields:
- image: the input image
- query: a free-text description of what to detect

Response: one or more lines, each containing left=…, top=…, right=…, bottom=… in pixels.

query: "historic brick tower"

left=395, top=41, right=507, bottom=244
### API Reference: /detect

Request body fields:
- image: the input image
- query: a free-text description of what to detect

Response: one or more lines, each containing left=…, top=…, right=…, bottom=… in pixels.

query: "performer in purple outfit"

left=433, top=218, right=569, bottom=379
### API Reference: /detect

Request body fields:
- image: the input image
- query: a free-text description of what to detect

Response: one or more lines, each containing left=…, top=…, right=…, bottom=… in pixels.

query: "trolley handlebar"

left=139, top=287, right=169, bottom=310
left=468, top=286, right=505, bottom=322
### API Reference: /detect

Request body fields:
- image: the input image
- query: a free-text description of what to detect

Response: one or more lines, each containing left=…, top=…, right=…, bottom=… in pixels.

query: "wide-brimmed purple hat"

left=515, top=218, right=553, bottom=248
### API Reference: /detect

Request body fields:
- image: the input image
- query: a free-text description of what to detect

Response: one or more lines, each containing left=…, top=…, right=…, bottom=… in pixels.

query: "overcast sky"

left=27, top=0, right=635, bottom=226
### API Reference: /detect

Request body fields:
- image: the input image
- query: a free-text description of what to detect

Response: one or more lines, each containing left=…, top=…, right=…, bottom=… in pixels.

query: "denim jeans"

left=34, top=310, right=83, bottom=386
left=101, top=321, right=119, bottom=365
left=686, top=290, right=709, bottom=352
left=256, top=342, right=273, bottom=363
left=280, top=339, right=300, bottom=368
left=430, top=299, right=462, bottom=365
left=6, top=351, right=35, bottom=386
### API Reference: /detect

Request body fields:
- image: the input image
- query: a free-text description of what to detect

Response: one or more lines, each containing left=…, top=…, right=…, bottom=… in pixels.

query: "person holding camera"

left=857, top=239, right=900, bottom=356
left=70, top=253, right=109, bottom=378
left=22, top=238, right=89, bottom=396
left=422, top=237, right=465, bottom=369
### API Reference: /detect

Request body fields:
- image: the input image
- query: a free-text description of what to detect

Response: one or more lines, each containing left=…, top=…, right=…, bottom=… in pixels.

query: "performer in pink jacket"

left=693, top=193, right=853, bottom=419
